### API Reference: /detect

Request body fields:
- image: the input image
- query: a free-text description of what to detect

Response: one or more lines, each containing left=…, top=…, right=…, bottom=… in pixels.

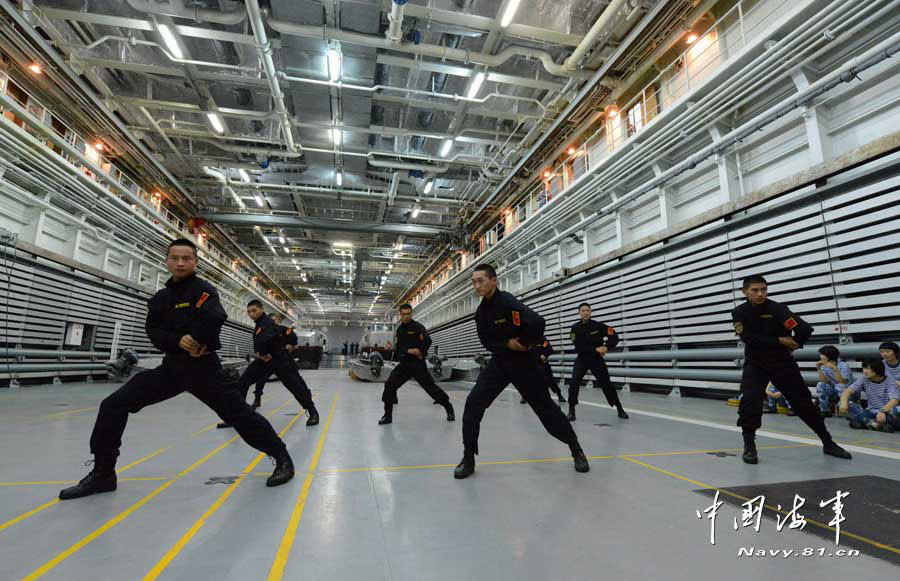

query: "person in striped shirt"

left=838, top=359, right=900, bottom=432
left=880, top=341, right=900, bottom=386
left=815, top=345, right=854, bottom=417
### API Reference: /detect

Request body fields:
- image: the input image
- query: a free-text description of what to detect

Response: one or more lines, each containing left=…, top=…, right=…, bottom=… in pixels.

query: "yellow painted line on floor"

left=190, top=423, right=218, bottom=437
left=143, top=412, right=305, bottom=581
left=46, top=407, right=95, bottom=419
left=117, top=447, right=169, bottom=472
left=622, top=456, right=900, bottom=556
left=0, top=499, right=60, bottom=533
left=17, top=402, right=292, bottom=580
left=267, top=395, right=339, bottom=581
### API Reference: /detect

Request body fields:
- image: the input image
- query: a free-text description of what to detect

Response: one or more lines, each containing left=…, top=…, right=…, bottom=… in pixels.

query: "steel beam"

left=199, top=213, right=454, bottom=237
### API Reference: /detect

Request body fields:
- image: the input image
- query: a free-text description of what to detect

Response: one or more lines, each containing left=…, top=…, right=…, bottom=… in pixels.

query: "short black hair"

left=742, top=274, right=767, bottom=289
left=167, top=238, right=197, bottom=257
left=818, top=345, right=840, bottom=361
left=473, top=263, right=497, bottom=279
left=879, top=341, right=899, bottom=357
left=247, top=299, right=263, bottom=309
left=399, top=303, right=412, bottom=311
left=863, top=358, right=886, bottom=377
left=578, top=303, right=591, bottom=310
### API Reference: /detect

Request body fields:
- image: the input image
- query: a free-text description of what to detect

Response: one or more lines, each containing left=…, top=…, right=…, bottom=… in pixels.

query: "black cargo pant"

left=463, top=353, right=579, bottom=455
left=238, top=356, right=315, bottom=411
left=89, top=355, right=286, bottom=465
left=568, top=355, right=622, bottom=407
left=737, top=359, right=830, bottom=440
left=382, top=357, right=451, bottom=406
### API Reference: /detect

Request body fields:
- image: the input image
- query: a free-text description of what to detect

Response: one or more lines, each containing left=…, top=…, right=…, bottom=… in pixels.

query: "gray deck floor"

left=2, top=369, right=899, bottom=580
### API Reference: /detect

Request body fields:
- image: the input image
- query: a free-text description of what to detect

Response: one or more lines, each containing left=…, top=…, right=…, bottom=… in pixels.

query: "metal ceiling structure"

left=0, top=0, right=699, bottom=323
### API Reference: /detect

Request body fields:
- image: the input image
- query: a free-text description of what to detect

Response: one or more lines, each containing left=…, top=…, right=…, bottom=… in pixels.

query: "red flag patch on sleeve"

left=511, top=311, right=521, bottom=326
left=784, top=317, right=798, bottom=330
left=286, top=327, right=293, bottom=335
left=419, top=334, right=424, bottom=341
left=607, top=327, right=616, bottom=335
left=196, top=292, right=210, bottom=308
left=255, top=327, right=262, bottom=335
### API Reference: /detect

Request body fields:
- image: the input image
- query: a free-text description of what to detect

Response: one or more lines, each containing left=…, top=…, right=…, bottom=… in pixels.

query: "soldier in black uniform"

left=567, top=303, right=628, bottom=421
left=59, top=239, right=294, bottom=500
left=520, top=337, right=566, bottom=404
left=249, top=313, right=298, bottom=409
left=733, top=275, right=851, bottom=464
left=378, top=304, right=455, bottom=425
left=217, top=300, right=319, bottom=429
left=454, top=264, right=589, bottom=479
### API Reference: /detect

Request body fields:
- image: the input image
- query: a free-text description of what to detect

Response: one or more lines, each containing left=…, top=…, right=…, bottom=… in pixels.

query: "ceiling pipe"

left=564, top=0, right=626, bottom=71
left=266, top=17, right=594, bottom=80
left=208, top=178, right=466, bottom=206
left=367, top=158, right=450, bottom=173
left=386, top=0, right=407, bottom=43
left=202, top=167, right=246, bottom=209
left=245, top=0, right=298, bottom=152
left=125, top=0, right=247, bottom=25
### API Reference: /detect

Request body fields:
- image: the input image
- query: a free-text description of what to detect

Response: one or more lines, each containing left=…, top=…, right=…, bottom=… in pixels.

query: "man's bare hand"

left=778, top=337, right=800, bottom=351
left=540, top=355, right=547, bottom=362
left=838, top=401, right=849, bottom=415
left=507, top=338, right=528, bottom=352
left=408, top=348, right=422, bottom=358
left=596, top=346, right=608, bottom=356
left=285, top=345, right=295, bottom=353
left=876, top=412, right=886, bottom=424
left=189, top=345, right=208, bottom=358
left=179, top=335, right=199, bottom=352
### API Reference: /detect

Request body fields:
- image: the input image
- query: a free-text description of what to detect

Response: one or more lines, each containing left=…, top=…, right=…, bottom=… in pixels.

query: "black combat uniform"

left=61, top=273, right=293, bottom=499
left=379, top=319, right=453, bottom=424
left=567, top=318, right=627, bottom=420
left=251, top=322, right=299, bottom=407
left=732, top=298, right=850, bottom=463
left=223, top=313, right=318, bottom=427
left=520, top=337, right=565, bottom=404
left=455, top=290, right=587, bottom=478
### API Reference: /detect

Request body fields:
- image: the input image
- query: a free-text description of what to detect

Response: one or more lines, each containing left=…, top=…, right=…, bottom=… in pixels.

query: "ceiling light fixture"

left=239, top=168, right=250, bottom=182
left=93, top=142, right=105, bottom=151
left=687, top=33, right=698, bottom=44
left=279, top=235, right=286, bottom=244
left=500, top=0, right=522, bottom=27
left=336, top=170, right=343, bottom=187
left=412, top=206, right=421, bottom=218
left=28, top=63, right=43, bottom=74
left=423, top=180, right=433, bottom=195
left=440, top=139, right=454, bottom=158
left=157, top=23, right=184, bottom=60
left=326, top=48, right=341, bottom=82
left=207, top=112, right=225, bottom=134
left=333, top=242, right=353, bottom=248
left=254, top=194, right=263, bottom=207
left=467, top=72, right=486, bottom=99
left=332, top=128, right=342, bottom=145
left=283, top=246, right=290, bottom=253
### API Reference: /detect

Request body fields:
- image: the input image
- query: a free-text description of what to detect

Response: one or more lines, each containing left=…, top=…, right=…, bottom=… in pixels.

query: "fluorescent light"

left=279, top=235, right=286, bottom=244
left=283, top=246, right=290, bottom=253
left=332, top=128, right=342, bottom=145
left=157, top=24, right=184, bottom=60
left=500, top=0, right=522, bottom=27
left=424, top=180, right=433, bottom=194
left=440, top=139, right=453, bottom=157
left=207, top=112, right=225, bottom=134
left=336, top=170, right=343, bottom=187
left=467, top=72, right=485, bottom=99
left=412, top=207, right=421, bottom=218
left=326, top=48, right=341, bottom=81
left=28, top=63, right=42, bottom=75
left=239, top=168, right=250, bottom=182
left=254, top=194, right=263, bottom=207
left=333, top=242, right=353, bottom=248
left=291, top=258, right=297, bottom=264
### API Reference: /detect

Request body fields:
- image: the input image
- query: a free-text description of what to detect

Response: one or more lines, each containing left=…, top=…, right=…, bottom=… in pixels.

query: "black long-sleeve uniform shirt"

left=145, top=273, right=227, bottom=360
left=475, top=290, right=545, bottom=356
left=393, top=320, right=432, bottom=360
left=569, top=319, right=619, bottom=360
left=536, top=337, right=555, bottom=365
left=731, top=299, right=813, bottom=364
left=277, top=324, right=298, bottom=348
left=253, top=313, right=290, bottom=358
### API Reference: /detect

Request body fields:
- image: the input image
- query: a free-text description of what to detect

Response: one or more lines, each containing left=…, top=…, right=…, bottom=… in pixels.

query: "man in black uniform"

left=217, top=300, right=319, bottom=429
left=733, top=275, right=851, bottom=464
left=249, top=313, right=298, bottom=409
left=454, top=264, right=589, bottom=479
left=59, top=239, right=294, bottom=500
left=567, top=303, right=628, bottom=421
left=378, top=304, right=455, bottom=425
left=520, top=337, right=566, bottom=404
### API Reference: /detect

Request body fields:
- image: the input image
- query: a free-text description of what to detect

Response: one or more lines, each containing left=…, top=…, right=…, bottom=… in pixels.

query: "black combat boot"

left=216, top=421, right=233, bottom=429
left=822, top=437, right=852, bottom=459
left=567, top=404, right=576, bottom=422
left=252, top=394, right=262, bottom=409
left=742, top=433, right=758, bottom=464
left=571, top=443, right=590, bottom=473
left=266, top=449, right=295, bottom=487
left=617, top=405, right=629, bottom=419
left=378, top=404, right=393, bottom=425
left=59, top=459, right=117, bottom=500
left=306, top=407, right=320, bottom=427
left=444, top=402, right=455, bottom=422
left=454, top=451, right=476, bottom=479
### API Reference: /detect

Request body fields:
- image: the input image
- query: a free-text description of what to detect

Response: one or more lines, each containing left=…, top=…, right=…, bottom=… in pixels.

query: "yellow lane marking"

left=46, top=407, right=95, bottom=419
left=267, top=395, right=339, bottom=581
left=622, top=456, right=900, bottom=556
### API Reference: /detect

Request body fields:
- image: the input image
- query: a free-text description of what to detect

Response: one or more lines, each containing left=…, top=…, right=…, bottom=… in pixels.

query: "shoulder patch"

left=607, top=327, right=616, bottom=335
left=784, top=317, right=798, bottom=330
left=419, top=334, right=424, bottom=341
left=196, top=292, right=210, bottom=308
left=734, top=321, right=743, bottom=335
left=255, top=327, right=262, bottom=335
left=286, top=327, right=293, bottom=335
left=511, top=311, right=520, bottom=326
left=543, top=340, right=549, bottom=347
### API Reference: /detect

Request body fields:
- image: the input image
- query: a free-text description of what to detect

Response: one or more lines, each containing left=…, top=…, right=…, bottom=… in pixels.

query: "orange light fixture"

left=28, top=63, right=43, bottom=74
left=93, top=142, right=105, bottom=151
left=607, top=107, right=619, bottom=119
left=543, top=170, right=552, bottom=178
left=567, top=147, right=576, bottom=155
left=686, top=33, right=698, bottom=44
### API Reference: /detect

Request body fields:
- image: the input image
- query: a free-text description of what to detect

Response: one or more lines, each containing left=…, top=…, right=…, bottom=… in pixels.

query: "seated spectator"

left=762, top=384, right=795, bottom=416
left=839, top=359, right=900, bottom=433
left=815, top=345, right=854, bottom=417
left=881, top=341, right=900, bottom=386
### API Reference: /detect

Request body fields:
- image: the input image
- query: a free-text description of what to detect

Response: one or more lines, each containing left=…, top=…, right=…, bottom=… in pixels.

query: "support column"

left=790, top=67, right=833, bottom=165
left=615, top=210, right=632, bottom=247
left=708, top=123, right=740, bottom=203
left=652, top=162, right=676, bottom=229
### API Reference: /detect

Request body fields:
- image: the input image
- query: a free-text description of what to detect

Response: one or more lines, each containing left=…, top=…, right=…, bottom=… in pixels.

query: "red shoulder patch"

left=607, top=327, right=616, bottom=335
left=255, top=327, right=262, bottom=335
left=419, top=334, right=424, bottom=341
left=511, top=311, right=520, bottom=326
left=286, top=327, right=293, bottom=335
left=196, top=292, right=210, bottom=308
left=784, top=317, right=798, bottom=330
